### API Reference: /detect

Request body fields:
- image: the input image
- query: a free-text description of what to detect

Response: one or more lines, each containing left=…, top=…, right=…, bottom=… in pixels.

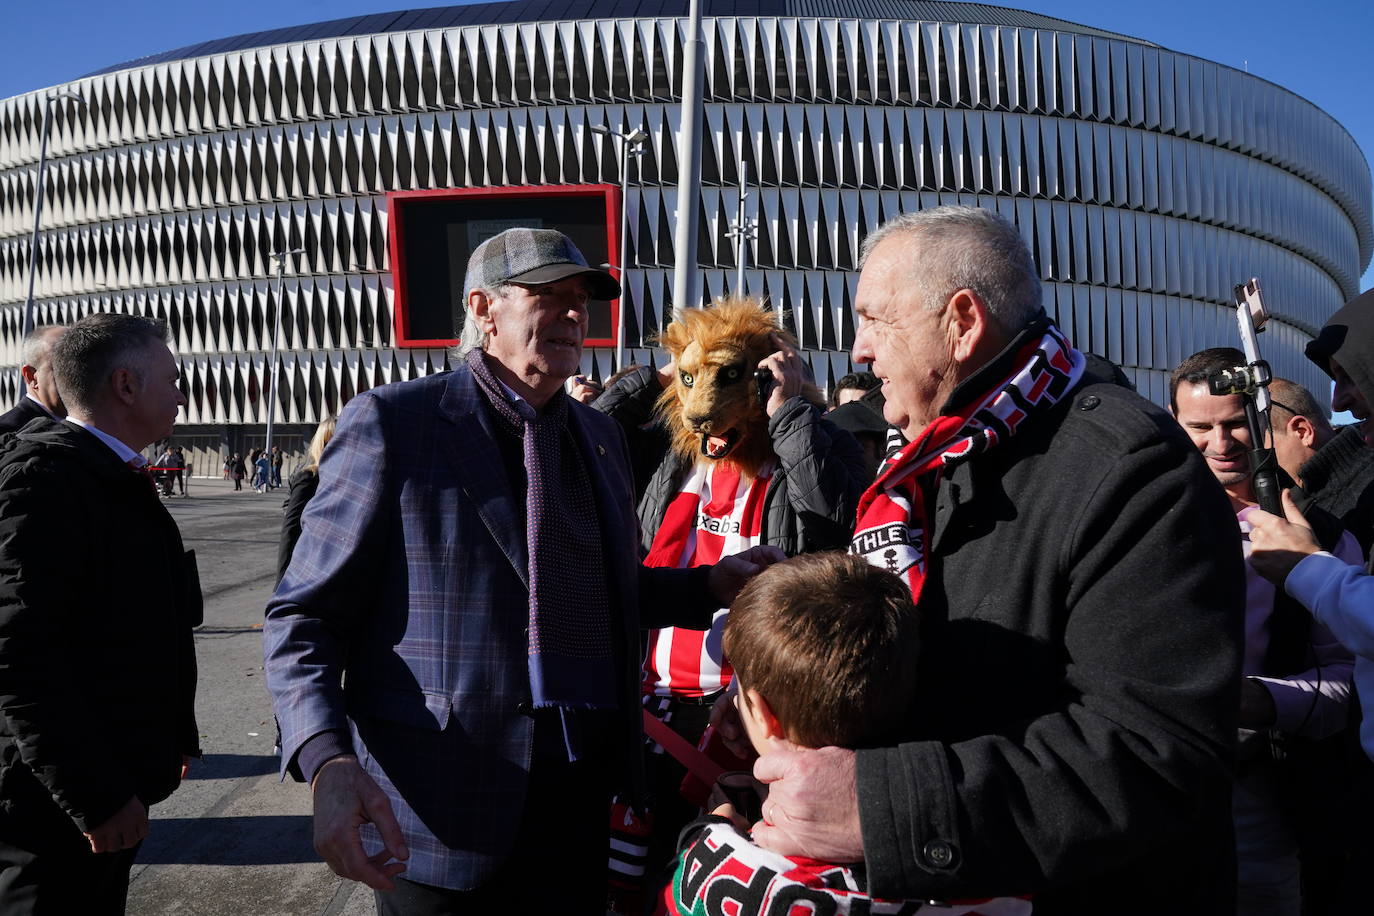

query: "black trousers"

left=374, top=747, right=613, bottom=915
left=642, top=700, right=717, bottom=889
left=0, top=818, right=140, bottom=916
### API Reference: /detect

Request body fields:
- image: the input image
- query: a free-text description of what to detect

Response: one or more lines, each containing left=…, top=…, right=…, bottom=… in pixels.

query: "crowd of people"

left=221, top=446, right=285, bottom=493
left=2, top=207, right=1374, bottom=916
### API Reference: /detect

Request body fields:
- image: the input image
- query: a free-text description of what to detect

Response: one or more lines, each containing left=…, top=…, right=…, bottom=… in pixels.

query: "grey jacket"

left=593, top=367, right=867, bottom=556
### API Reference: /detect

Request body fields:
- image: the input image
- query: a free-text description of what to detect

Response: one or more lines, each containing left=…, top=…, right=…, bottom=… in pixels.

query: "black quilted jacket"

left=593, top=367, right=868, bottom=557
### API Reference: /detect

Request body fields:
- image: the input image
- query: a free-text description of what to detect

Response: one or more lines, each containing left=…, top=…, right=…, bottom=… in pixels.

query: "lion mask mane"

left=655, top=297, right=822, bottom=479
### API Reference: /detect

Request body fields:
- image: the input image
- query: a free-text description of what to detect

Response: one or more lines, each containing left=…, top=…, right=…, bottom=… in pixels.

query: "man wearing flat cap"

left=265, top=227, right=776, bottom=913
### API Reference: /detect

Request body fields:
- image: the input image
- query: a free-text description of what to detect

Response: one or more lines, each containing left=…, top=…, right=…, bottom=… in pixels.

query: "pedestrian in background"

left=269, top=445, right=284, bottom=489
left=230, top=453, right=245, bottom=491
left=276, top=417, right=336, bottom=583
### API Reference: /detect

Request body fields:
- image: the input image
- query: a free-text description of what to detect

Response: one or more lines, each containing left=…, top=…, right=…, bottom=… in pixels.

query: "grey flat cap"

left=464, top=227, right=620, bottom=300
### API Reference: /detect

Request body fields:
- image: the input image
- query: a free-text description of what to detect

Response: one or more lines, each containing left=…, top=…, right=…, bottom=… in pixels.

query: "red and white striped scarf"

left=642, top=460, right=774, bottom=697
left=851, top=325, right=1086, bottom=602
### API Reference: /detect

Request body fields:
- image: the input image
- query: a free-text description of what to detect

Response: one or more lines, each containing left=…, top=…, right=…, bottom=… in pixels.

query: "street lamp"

left=724, top=160, right=757, bottom=297
left=264, top=248, right=305, bottom=460
left=591, top=122, right=647, bottom=371
left=23, top=89, right=86, bottom=338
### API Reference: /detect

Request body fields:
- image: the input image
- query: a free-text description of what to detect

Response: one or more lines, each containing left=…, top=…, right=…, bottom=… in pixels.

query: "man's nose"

left=851, top=325, right=872, bottom=364
left=561, top=295, right=589, bottom=319
left=1333, top=378, right=1356, bottom=414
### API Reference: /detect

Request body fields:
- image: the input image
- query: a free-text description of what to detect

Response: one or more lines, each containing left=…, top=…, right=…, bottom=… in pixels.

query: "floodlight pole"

left=591, top=123, right=647, bottom=371
left=265, top=249, right=304, bottom=459
left=23, top=90, right=86, bottom=338
left=725, top=160, right=756, bottom=296
left=671, top=0, right=705, bottom=320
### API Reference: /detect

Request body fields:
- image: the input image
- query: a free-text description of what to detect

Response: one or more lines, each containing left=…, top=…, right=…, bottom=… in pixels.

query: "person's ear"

left=946, top=289, right=993, bottom=365
left=1290, top=415, right=1318, bottom=449
left=742, top=688, right=787, bottom=741
left=110, top=367, right=140, bottom=406
left=20, top=365, right=38, bottom=392
left=468, top=289, right=496, bottom=335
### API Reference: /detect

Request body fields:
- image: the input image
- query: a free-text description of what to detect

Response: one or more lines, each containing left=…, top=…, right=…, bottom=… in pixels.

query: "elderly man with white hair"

left=745, top=206, right=1245, bottom=914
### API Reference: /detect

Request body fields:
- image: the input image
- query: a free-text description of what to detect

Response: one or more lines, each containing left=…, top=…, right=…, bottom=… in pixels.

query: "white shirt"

left=24, top=393, right=58, bottom=419
left=63, top=418, right=144, bottom=466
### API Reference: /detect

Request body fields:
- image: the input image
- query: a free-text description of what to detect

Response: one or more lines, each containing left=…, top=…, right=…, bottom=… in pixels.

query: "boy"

left=660, top=552, right=1029, bottom=916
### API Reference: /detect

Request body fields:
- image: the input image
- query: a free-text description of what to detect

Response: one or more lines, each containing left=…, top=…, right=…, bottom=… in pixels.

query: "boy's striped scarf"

left=850, top=324, right=1086, bottom=603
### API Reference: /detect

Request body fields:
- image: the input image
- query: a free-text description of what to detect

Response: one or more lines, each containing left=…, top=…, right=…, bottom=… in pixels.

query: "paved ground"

left=125, top=477, right=373, bottom=916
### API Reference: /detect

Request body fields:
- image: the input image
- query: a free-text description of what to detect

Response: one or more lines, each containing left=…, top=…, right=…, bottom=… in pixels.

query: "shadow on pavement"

left=139, top=815, right=316, bottom=865
left=186, top=753, right=280, bottom=780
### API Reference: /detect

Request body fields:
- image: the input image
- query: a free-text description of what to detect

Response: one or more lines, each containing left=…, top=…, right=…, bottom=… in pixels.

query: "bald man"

left=0, top=326, right=67, bottom=434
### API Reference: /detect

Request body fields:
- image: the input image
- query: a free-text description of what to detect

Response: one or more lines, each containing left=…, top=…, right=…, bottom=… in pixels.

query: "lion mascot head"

left=655, top=297, right=823, bottom=479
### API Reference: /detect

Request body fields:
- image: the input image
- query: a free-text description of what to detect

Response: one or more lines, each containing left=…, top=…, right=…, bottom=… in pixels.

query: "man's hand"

left=656, top=358, right=677, bottom=390
left=569, top=375, right=603, bottom=404
left=707, top=545, right=786, bottom=605
left=750, top=747, right=863, bottom=863
left=1249, top=490, right=1323, bottom=585
left=757, top=334, right=809, bottom=417
left=312, top=755, right=410, bottom=890
left=84, top=796, right=148, bottom=853
left=708, top=683, right=756, bottom=759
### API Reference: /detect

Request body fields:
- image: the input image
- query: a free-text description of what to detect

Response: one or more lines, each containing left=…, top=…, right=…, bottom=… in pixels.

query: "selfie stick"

left=1207, top=279, right=1282, bottom=514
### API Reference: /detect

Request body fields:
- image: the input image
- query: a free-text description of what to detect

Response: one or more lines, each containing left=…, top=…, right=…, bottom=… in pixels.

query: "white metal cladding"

left=0, top=13, right=1369, bottom=423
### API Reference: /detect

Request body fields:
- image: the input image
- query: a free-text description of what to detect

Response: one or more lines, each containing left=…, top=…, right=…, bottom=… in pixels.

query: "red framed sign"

left=387, top=184, right=622, bottom=348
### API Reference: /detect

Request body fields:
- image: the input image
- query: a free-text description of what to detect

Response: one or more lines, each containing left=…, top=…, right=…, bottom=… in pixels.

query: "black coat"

left=0, top=421, right=201, bottom=845
left=276, top=467, right=319, bottom=583
left=855, top=345, right=1246, bottom=914
left=0, top=397, right=54, bottom=436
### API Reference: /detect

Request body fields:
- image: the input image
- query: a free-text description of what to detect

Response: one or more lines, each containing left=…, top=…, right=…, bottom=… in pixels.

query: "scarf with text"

left=663, top=820, right=1033, bottom=916
left=641, top=460, right=774, bottom=697
left=465, top=349, right=616, bottom=716
left=850, top=323, right=1086, bottom=603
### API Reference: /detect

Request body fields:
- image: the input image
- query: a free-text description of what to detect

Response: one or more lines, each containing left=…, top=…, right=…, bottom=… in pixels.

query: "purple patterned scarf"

left=466, top=349, right=617, bottom=719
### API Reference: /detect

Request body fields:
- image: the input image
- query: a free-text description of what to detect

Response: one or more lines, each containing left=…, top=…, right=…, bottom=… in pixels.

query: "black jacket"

left=0, top=397, right=54, bottom=436
left=594, top=367, right=868, bottom=556
left=1298, top=425, right=1374, bottom=556
left=855, top=333, right=1245, bottom=914
left=277, top=467, right=320, bottom=583
left=1304, top=290, right=1374, bottom=556
left=0, top=421, right=201, bottom=844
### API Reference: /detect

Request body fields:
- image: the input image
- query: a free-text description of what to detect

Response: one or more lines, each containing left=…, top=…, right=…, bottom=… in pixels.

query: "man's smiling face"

left=482, top=276, right=591, bottom=400
left=851, top=234, right=959, bottom=439
left=1172, top=381, right=1254, bottom=500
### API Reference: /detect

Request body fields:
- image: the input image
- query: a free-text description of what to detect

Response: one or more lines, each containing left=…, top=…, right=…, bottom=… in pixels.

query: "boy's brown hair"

left=723, top=552, right=919, bottom=749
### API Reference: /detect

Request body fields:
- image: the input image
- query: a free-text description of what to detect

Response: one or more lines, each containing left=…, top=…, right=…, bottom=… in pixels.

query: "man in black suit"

left=0, top=314, right=201, bottom=914
left=0, top=325, right=68, bottom=434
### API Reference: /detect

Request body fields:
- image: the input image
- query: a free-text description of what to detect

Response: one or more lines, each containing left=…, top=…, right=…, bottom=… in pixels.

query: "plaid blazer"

left=264, top=364, right=679, bottom=890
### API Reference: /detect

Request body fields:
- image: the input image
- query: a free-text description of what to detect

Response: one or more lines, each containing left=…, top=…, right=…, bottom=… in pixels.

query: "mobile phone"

left=754, top=367, right=774, bottom=408
left=716, top=771, right=764, bottom=825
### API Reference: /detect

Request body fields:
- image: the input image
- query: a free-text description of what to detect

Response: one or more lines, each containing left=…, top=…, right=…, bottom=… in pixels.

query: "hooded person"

left=1288, top=290, right=1374, bottom=555
left=1251, top=289, right=1374, bottom=760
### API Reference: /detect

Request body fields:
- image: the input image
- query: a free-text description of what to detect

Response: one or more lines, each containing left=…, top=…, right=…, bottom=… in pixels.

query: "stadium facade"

left=0, top=0, right=1370, bottom=473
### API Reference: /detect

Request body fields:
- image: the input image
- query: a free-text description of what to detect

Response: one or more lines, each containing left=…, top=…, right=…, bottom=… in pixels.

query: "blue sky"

left=2, top=0, right=1371, bottom=293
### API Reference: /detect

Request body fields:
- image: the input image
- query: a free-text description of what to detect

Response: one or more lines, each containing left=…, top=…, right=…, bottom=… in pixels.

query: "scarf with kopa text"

left=850, top=321, right=1086, bottom=602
